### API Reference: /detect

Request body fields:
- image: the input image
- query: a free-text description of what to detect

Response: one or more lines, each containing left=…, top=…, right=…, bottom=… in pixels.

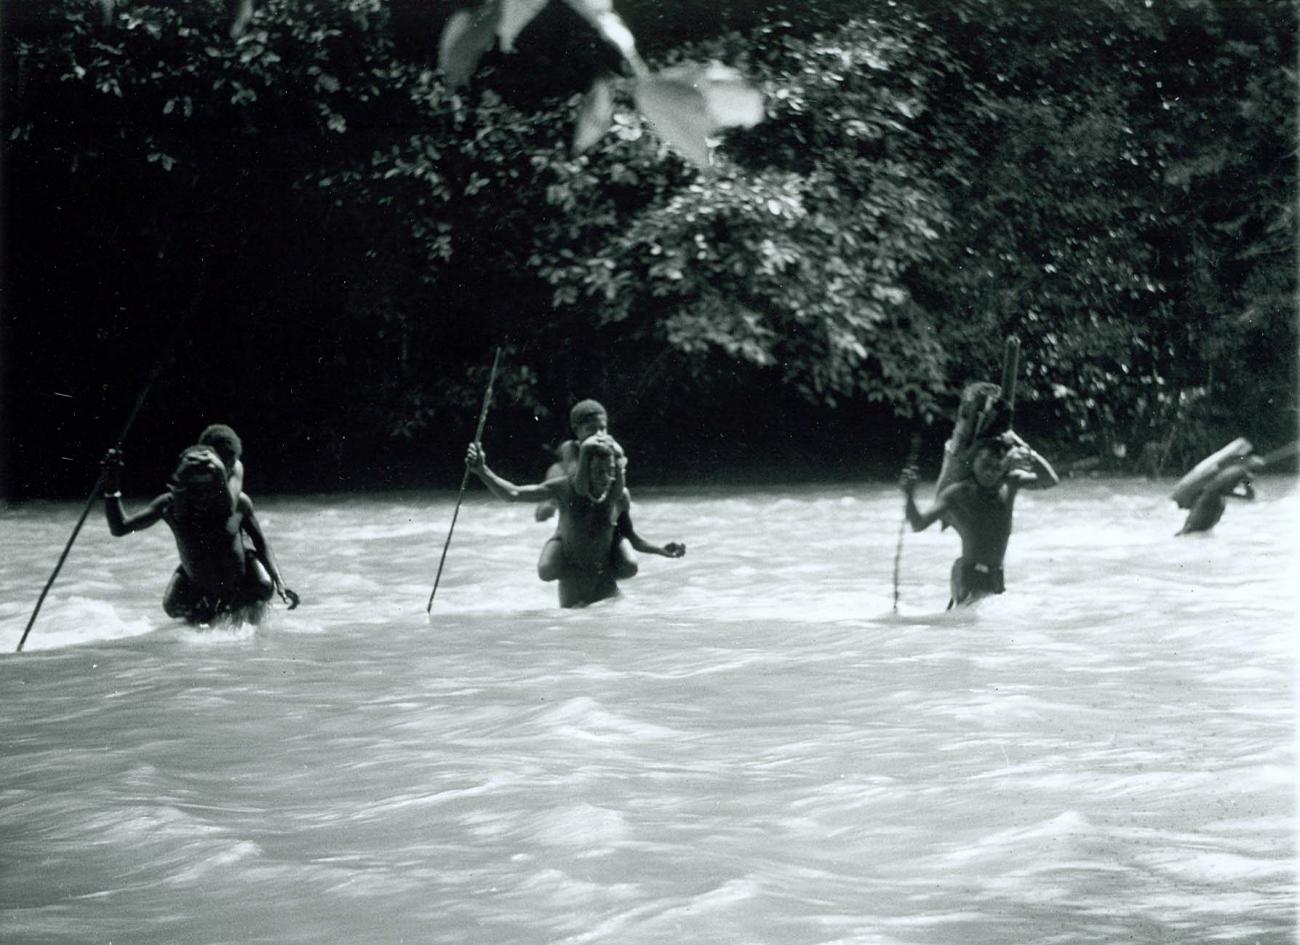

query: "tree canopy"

left=2, top=0, right=1293, bottom=495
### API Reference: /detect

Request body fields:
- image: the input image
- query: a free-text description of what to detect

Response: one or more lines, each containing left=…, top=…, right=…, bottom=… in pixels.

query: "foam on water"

left=0, top=479, right=1295, bottom=945
left=3, top=595, right=159, bottom=652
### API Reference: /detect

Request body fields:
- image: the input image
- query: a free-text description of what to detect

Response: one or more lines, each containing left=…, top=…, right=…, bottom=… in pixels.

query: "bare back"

left=163, top=494, right=248, bottom=593
left=942, top=480, right=1016, bottom=566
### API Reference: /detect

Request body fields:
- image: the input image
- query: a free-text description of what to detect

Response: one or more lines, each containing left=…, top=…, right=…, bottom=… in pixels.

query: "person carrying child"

left=102, top=438, right=296, bottom=623
left=467, top=432, right=684, bottom=608
left=900, top=431, right=1058, bottom=609
left=1176, top=455, right=1266, bottom=535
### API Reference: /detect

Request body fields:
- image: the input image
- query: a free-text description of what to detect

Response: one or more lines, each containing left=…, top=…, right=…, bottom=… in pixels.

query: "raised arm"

left=1210, top=464, right=1256, bottom=501
left=466, top=442, right=554, bottom=503
left=900, top=466, right=951, bottom=532
left=1004, top=433, right=1059, bottom=491
left=101, top=449, right=169, bottom=536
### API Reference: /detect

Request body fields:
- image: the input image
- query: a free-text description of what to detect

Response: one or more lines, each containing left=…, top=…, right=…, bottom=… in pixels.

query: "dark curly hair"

left=198, top=424, right=242, bottom=469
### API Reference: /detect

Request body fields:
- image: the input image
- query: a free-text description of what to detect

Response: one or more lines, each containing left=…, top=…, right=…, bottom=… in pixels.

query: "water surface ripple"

left=1, top=479, right=1294, bottom=944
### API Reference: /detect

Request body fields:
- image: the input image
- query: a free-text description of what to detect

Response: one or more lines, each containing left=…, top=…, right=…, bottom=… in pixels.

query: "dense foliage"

left=2, top=0, right=1293, bottom=495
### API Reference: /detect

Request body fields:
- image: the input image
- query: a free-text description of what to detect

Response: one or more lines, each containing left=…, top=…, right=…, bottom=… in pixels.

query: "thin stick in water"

left=17, top=260, right=212, bottom=653
left=427, top=348, right=503, bottom=612
left=892, top=434, right=923, bottom=612
left=17, top=358, right=167, bottom=653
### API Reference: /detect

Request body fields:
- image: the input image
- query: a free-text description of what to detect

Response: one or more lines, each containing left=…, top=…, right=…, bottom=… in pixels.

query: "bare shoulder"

left=146, top=492, right=175, bottom=516
left=937, top=480, right=971, bottom=505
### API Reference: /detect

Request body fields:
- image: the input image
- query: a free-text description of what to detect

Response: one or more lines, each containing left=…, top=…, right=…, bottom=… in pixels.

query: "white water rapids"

left=1, top=478, right=1294, bottom=944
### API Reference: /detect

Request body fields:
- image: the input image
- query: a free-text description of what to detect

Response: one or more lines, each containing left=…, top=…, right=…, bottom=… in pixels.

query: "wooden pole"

left=1000, top=335, right=1021, bottom=413
left=427, top=348, right=503, bottom=612
left=17, top=256, right=213, bottom=652
left=17, top=357, right=168, bottom=652
left=892, top=434, right=923, bottom=612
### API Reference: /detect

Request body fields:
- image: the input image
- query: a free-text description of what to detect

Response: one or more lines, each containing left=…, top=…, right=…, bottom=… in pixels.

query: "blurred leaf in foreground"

left=439, top=1, right=501, bottom=87
left=573, top=76, right=615, bottom=153
left=634, top=62, right=764, bottom=166
left=497, top=0, right=548, bottom=53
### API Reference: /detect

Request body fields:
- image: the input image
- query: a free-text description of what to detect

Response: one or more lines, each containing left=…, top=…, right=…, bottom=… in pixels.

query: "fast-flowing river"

left=1, top=478, right=1294, bottom=944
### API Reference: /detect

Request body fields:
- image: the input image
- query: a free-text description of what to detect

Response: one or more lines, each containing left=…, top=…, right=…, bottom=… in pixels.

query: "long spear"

left=17, top=353, right=169, bottom=652
left=892, top=433, right=923, bottom=612
left=427, top=348, right=502, bottom=612
left=17, top=260, right=212, bottom=653
left=1000, top=335, right=1021, bottom=417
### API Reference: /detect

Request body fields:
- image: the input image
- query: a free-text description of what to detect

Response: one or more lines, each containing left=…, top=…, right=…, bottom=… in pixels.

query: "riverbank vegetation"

left=3, top=0, right=1293, bottom=495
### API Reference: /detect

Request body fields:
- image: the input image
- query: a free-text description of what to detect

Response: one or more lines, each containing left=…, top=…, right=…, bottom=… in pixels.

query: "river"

left=1, top=478, right=1294, bottom=944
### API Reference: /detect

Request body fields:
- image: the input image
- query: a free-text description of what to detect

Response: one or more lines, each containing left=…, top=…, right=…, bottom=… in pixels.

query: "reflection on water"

left=1, top=479, right=1295, bottom=944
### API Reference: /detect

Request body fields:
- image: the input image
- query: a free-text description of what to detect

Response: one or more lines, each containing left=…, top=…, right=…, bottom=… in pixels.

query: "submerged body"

left=103, top=446, right=289, bottom=623
left=1177, top=459, right=1262, bottom=535
left=469, top=435, right=684, bottom=608
left=903, top=433, right=1058, bottom=608
left=937, top=480, right=1013, bottom=602
left=162, top=495, right=268, bottom=622
left=542, top=473, right=628, bottom=608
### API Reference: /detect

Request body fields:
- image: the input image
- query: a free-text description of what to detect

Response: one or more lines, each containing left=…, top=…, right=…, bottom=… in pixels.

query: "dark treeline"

left=2, top=0, right=1294, bottom=498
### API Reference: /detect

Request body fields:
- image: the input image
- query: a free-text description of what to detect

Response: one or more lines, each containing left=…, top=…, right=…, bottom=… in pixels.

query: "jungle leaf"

left=560, top=0, right=642, bottom=71
left=573, top=76, right=615, bottom=154
left=439, top=2, right=502, bottom=87
left=229, top=0, right=255, bottom=40
left=633, top=73, right=717, bottom=167
left=497, top=0, right=548, bottom=53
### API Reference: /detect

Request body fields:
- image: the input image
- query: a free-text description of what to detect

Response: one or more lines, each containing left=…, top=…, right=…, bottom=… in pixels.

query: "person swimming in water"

left=1176, top=455, right=1266, bottom=535
left=102, top=444, right=296, bottom=623
left=467, top=433, right=684, bottom=608
left=900, top=432, right=1058, bottom=608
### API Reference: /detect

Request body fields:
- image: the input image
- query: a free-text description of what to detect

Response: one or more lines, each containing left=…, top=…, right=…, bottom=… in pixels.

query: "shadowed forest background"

left=2, top=0, right=1295, bottom=497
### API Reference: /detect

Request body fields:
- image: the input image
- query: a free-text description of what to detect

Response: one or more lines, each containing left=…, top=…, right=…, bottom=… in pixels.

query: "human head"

left=582, top=440, right=617, bottom=499
left=569, top=399, right=608, bottom=440
left=198, top=424, right=242, bottom=473
left=971, top=439, right=1010, bottom=488
left=171, top=445, right=228, bottom=495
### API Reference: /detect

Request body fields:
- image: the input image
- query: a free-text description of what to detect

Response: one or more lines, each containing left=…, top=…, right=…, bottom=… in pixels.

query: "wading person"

left=1176, top=456, right=1265, bottom=535
left=899, top=432, right=1058, bottom=609
left=467, top=434, right=684, bottom=608
left=102, top=443, right=294, bottom=623
left=534, top=401, right=637, bottom=584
